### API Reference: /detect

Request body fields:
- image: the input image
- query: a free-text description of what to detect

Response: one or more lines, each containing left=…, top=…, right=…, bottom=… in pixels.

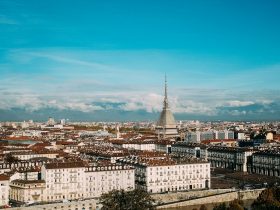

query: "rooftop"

left=0, top=174, right=9, bottom=181
left=44, top=161, right=86, bottom=169
left=119, top=156, right=208, bottom=167
left=11, top=179, right=45, bottom=184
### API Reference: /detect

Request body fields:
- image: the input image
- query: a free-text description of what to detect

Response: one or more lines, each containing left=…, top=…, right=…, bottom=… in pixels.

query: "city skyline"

left=1, top=0, right=280, bottom=121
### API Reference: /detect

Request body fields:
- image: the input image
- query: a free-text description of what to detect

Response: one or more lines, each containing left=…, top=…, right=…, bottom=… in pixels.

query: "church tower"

left=156, top=76, right=178, bottom=139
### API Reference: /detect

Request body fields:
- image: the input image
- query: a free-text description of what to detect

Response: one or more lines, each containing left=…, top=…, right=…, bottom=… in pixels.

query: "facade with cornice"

left=119, top=157, right=210, bottom=193
left=9, top=161, right=135, bottom=204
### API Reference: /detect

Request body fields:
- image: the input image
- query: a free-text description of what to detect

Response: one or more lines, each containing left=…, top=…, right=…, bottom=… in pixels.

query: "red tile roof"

left=44, top=161, right=86, bottom=169
left=0, top=174, right=10, bottom=181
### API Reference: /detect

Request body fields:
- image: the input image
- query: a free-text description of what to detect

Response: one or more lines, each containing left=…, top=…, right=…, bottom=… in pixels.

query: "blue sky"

left=0, top=0, right=280, bottom=121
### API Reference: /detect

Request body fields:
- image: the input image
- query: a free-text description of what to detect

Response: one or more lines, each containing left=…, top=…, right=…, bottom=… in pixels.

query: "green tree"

left=213, top=203, right=227, bottom=210
left=252, top=187, right=280, bottom=210
left=100, top=188, right=155, bottom=210
left=228, top=199, right=244, bottom=210
left=199, top=204, right=208, bottom=210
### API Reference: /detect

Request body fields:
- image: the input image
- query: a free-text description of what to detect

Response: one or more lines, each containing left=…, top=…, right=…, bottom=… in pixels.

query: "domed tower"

left=156, top=76, right=178, bottom=139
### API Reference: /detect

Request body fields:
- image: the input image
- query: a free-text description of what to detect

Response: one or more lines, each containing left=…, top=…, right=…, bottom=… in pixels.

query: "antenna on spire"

left=165, top=73, right=167, bottom=98
left=164, top=74, right=169, bottom=108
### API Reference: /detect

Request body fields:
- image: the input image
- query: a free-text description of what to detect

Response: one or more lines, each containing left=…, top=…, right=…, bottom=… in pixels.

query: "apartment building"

left=251, top=149, right=280, bottom=176
left=41, top=162, right=86, bottom=202
left=85, top=164, right=135, bottom=198
left=185, top=130, right=234, bottom=143
left=0, top=174, right=9, bottom=207
left=171, top=142, right=201, bottom=158
left=119, top=157, right=210, bottom=193
left=200, top=146, right=254, bottom=172
left=10, top=161, right=135, bottom=204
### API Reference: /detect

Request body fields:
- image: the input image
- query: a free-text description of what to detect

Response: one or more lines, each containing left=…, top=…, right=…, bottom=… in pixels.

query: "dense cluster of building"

left=0, top=131, right=213, bottom=207
left=0, top=80, right=210, bottom=208
left=0, top=80, right=279, bottom=209
left=170, top=140, right=280, bottom=175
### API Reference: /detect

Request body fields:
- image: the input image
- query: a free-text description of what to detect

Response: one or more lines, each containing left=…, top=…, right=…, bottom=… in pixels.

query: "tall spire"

left=156, top=74, right=178, bottom=138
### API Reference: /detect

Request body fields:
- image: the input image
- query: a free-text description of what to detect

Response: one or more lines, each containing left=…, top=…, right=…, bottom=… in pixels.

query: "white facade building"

left=171, top=142, right=201, bottom=158
left=41, top=162, right=86, bottom=202
left=237, top=132, right=246, bottom=140
left=0, top=175, right=9, bottom=207
left=10, top=180, right=46, bottom=204
left=119, top=157, right=210, bottom=193
left=10, top=170, right=39, bottom=181
left=85, top=164, right=135, bottom=198
left=10, top=161, right=135, bottom=204
left=186, top=130, right=234, bottom=143
left=122, top=142, right=156, bottom=151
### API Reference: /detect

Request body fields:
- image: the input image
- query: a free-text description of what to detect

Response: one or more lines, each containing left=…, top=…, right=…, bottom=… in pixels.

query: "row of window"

left=148, top=164, right=207, bottom=171
left=148, top=183, right=204, bottom=193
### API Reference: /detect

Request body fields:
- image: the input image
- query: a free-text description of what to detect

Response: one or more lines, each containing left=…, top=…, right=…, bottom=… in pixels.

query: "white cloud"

left=223, top=100, right=255, bottom=107
left=0, top=89, right=278, bottom=117
left=65, top=103, right=103, bottom=112
left=0, top=75, right=279, bottom=117
left=227, top=110, right=247, bottom=116
left=119, top=93, right=163, bottom=112
left=172, top=99, right=217, bottom=115
left=0, top=93, right=103, bottom=113
left=256, top=99, right=273, bottom=105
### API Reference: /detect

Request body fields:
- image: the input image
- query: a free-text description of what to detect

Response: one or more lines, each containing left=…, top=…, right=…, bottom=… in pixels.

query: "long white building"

left=9, top=161, right=135, bottom=204
left=119, top=157, right=210, bottom=193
